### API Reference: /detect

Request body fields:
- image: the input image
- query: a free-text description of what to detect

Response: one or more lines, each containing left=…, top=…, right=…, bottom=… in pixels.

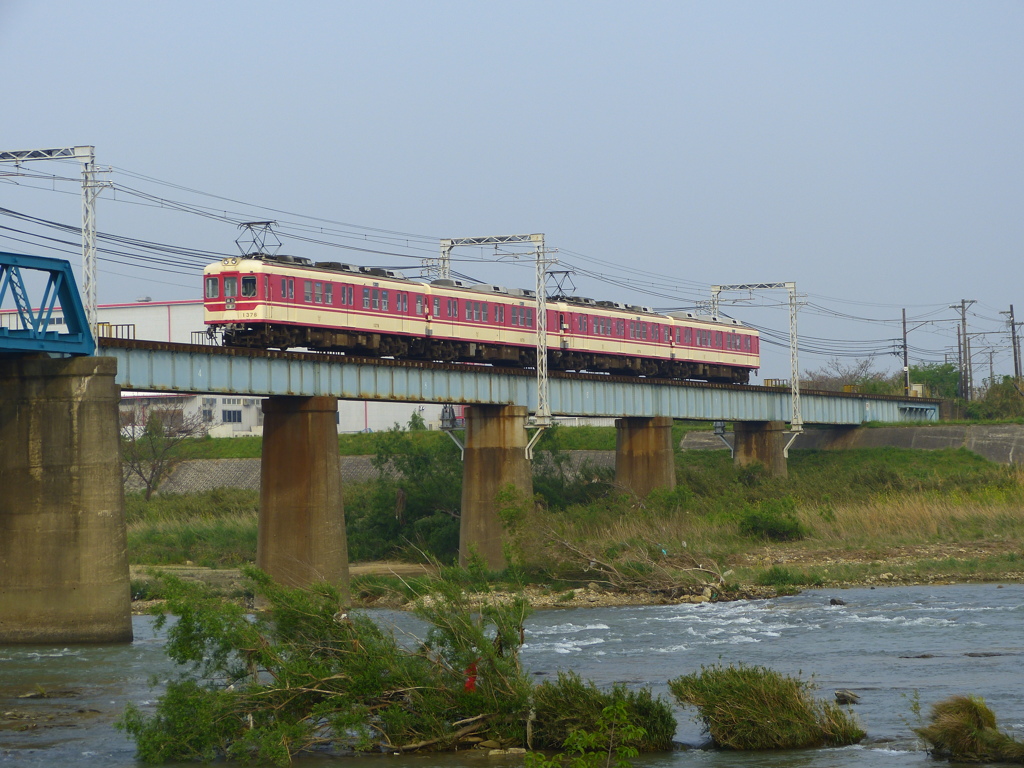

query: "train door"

left=282, top=275, right=296, bottom=323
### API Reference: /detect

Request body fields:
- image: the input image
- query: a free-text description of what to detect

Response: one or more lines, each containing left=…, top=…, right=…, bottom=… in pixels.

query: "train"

left=203, top=255, right=760, bottom=383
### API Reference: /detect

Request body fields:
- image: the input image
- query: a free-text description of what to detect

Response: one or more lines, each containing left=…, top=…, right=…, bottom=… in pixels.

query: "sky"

left=1, top=0, right=1021, bottom=381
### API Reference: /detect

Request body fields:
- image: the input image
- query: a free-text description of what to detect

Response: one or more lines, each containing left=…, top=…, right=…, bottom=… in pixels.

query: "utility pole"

left=0, top=146, right=110, bottom=333
left=951, top=299, right=976, bottom=400
left=710, top=282, right=804, bottom=452
left=1000, top=305, right=1021, bottom=379
left=902, top=308, right=910, bottom=395
left=435, top=233, right=550, bottom=445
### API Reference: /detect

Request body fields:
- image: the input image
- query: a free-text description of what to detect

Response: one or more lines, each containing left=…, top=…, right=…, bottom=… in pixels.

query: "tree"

left=909, top=363, right=960, bottom=400
left=966, top=376, right=1024, bottom=420
left=345, top=416, right=463, bottom=561
left=801, top=358, right=899, bottom=394
left=121, top=401, right=206, bottom=500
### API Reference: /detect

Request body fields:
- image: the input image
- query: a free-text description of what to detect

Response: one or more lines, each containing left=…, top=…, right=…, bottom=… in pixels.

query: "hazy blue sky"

left=2, top=1, right=1021, bottom=379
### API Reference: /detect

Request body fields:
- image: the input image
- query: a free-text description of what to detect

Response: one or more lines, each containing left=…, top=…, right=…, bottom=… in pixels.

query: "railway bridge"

left=1, top=252, right=940, bottom=643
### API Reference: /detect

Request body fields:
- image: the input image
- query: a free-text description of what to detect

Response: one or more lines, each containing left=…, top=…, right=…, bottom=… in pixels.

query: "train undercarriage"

left=220, top=323, right=752, bottom=384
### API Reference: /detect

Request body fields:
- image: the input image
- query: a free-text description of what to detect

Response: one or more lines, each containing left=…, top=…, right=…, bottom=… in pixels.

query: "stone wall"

left=680, top=424, right=1024, bottom=465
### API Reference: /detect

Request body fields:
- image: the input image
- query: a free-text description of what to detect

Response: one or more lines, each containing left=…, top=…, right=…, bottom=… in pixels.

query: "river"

left=2, top=583, right=1022, bottom=767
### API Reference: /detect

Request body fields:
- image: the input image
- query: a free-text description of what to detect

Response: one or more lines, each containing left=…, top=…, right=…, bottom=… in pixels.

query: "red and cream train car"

left=203, top=255, right=759, bottom=383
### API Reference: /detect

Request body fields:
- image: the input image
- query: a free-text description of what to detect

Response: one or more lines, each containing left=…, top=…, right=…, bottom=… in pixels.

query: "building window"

left=222, top=410, right=242, bottom=423
left=205, top=277, right=219, bottom=298
left=202, top=409, right=213, bottom=422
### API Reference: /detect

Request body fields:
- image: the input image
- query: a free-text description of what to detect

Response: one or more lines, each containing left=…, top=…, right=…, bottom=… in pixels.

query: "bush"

left=531, top=671, right=676, bottom=752
left=915, top=695, right=1024, bottom=763
left=668, top=663, right=864, bottom=750
left=737, top=497, right=807, bottom=542
left=118, top=567, right=535, bottom=764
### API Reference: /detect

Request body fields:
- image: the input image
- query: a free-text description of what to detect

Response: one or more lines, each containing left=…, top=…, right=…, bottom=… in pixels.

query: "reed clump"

left=668, top=663, right=865, bottom=750
left=915, top=695, right=1024, bottom=763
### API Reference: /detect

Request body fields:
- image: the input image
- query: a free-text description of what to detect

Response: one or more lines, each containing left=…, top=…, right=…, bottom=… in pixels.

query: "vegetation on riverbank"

left=118, top=568, right=673, bottom=765
left=124, top=424, right=1024, bottom=596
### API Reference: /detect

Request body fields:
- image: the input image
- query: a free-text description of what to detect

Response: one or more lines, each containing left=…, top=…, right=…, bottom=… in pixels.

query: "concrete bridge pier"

left=0, top=356, right=132, bottom=643
left=733, top=420, right=788, bottom=478
left=460, top=404, right=532, bottom=570
left=614, top=416, right=676, bottom=496
left=258, top=396, right=349, bottom=601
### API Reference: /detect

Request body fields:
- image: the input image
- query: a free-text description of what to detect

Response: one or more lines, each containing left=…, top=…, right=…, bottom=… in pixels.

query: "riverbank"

left=129, top=537, right=1024, bottom=613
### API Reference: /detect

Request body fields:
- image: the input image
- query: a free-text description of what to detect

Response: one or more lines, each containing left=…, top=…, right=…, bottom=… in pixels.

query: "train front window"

left=205, top=277, right=220, bottom=299
left=223, top=276, right=238, bottom=297
left=241, top=276, right=257, bottom=298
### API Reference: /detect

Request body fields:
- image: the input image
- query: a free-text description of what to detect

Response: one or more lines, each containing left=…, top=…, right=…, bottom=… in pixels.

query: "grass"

left=123, top=443, right=1024, bottom=594
left=126, top=490, right=258, bottom=567
left=915, top=695, right=1024, bottom=763
left=668, top=664, right=865, bottom=750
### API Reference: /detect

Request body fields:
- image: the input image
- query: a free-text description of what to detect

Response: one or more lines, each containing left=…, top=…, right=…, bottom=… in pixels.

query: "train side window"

left=482, top=303, right=489, bottom=323
left=241, top=276, right=257, bottom=298
left=433, top=297, right=440, bottom=316
left=371, top=289, right=379, bottom=310
left=743, top=336, right=751, bottom=351
left=287, top=279, right=294, bottom=299
left=325, top=284, right=333, bottom=304
left=715, top=331, right=722, bottom=347
left=304, top=281, right=313, bottom=302
left=314, top=283, right=323, bottom=304
left=416, top=295, right=424, bottom=315
left=526, top=308, right=534, bottom=328
left=224, top=276, right=238, bottom=297
left=512, top=306, right=520, bottom=326
left=496, top=304, right=504, bottom=323
left=205, top=277, right=220, bottom=298
left=381, top=290, right=389, bottom=311
left=684, top=327, right=692, bottom=345
left=363, top=287, right=370, bottom=308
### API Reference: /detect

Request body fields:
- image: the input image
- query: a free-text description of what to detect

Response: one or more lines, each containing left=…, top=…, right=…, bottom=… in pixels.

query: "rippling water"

left=2, top=583, right=1022, bottom=767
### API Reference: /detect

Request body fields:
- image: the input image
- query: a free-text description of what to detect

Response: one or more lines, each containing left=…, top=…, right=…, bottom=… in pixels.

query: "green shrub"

left=531, top=671, right=676, bottom=752
left=118, top=567, right=535, bottom=764
left=668, top=663, right=864, bottom=750
left=915, top=695, right=1024, bottom=763
left=737, top=497, right=807, bottom=541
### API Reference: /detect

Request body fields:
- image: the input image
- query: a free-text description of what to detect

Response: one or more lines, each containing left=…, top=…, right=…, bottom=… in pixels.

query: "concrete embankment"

left=680, top=424, right=1024, bottom=465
